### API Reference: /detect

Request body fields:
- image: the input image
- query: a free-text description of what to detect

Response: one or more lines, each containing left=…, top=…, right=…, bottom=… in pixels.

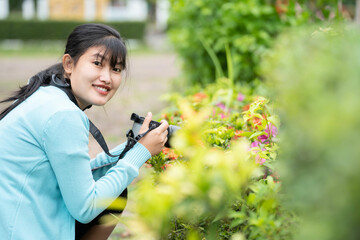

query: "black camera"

left=130, top=113, right=180, bottom=148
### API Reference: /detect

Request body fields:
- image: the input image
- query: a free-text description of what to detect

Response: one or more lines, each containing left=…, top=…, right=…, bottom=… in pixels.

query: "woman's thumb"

left=140, top=112, right=152, bottom=133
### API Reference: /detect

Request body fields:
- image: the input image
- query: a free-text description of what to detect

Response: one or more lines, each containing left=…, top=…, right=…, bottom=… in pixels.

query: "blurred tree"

left=168, top=0, right=349, bottom=88
left=146, top=0, right=157, bottom=23
left=263, top=24, right=360, bottom=240
left=9, top=0, right=22, bottom=12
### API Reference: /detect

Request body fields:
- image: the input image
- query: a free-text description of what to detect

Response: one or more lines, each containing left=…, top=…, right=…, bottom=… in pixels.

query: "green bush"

left=262, top=24, right=360, bottom=240
left=117, top=77, right=295, bottom=239
left=168, top=0, right=345, bottom=87
left=0, top=19, right=146, bottom=40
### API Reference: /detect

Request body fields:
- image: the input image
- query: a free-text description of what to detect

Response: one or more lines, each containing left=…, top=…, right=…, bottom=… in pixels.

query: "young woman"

left=0, top=23, right=168, bottom=240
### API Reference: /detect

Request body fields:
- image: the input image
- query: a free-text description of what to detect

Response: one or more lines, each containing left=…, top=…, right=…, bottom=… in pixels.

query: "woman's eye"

left=94, top=61, right=102, bottom=66
left=113, top=67, right=122, bottom=73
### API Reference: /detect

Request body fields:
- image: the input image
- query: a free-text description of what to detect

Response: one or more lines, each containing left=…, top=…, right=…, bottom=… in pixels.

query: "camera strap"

left=49, top=75, right=152, bottom=168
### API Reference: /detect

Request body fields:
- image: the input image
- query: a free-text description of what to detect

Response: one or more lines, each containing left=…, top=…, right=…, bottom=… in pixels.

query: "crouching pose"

left=0, top=23, right=168, bottom=240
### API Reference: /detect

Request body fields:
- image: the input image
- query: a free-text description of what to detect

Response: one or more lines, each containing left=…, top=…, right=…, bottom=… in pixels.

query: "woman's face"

left=63, top=46, right=123, bottom=109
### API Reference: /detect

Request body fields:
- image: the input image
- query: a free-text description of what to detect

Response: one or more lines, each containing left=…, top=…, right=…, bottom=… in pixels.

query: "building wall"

left=49, top=0, right=108, bottom=21
left=95, top=0, right=107, bottom=20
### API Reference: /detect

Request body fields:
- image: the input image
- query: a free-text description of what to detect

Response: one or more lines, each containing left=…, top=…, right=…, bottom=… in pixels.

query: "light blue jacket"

left=0, top=86, right=151, bottom=239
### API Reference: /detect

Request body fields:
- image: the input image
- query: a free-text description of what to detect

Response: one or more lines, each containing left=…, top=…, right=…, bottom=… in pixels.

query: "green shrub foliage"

left=263, top=25, right=360, bottom=240
left=168, top=0, right=346, bottom=86
left=0, top=19, right=146, bottom=40
left=119, top=77, right=295, bottom=239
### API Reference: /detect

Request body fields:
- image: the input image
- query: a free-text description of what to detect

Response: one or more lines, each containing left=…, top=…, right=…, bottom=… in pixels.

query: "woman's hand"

left=138, top=112, right=169, bottom=156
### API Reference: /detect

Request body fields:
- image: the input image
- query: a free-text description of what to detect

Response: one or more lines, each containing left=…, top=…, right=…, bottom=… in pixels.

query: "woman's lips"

left=93, top=85, right=110, bottom=95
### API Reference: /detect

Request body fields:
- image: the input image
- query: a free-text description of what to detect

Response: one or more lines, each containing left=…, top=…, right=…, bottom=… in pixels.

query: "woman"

left=0, top=23, right=168, bottom=239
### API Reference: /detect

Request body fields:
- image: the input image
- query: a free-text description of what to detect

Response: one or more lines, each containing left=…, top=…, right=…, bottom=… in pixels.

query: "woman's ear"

left=62, top=54, right=74, bottom=77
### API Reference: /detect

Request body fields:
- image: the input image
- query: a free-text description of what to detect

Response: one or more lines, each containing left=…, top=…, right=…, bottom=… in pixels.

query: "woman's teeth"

left=94, top=86, right=109, bottom=92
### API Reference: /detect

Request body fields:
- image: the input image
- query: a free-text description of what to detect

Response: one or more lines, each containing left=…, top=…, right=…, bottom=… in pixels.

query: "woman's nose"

left=99, top=68, right=111, bottom=83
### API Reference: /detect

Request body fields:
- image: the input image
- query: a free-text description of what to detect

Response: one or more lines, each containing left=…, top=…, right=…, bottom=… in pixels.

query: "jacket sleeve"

left=90, top=143, right=126, bottom=181
left=43, top=109, right=151, bottom=223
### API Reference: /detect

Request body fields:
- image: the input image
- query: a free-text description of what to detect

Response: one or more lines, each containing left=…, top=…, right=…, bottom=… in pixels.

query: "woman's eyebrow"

left=92, top=53, right=122, bottom=65
left=92, top=53, right=105, bottom=59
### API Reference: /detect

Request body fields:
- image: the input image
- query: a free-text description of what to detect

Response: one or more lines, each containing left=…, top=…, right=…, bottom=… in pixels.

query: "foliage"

left=262, top=24, right=360, bottom=240
left=167, top=0, right=348, bottom=87
left=0, top=19, right=146, bottom=40
left=9, top=0, right=22, bottom=11
left=119, top=78, right=294, bottom=239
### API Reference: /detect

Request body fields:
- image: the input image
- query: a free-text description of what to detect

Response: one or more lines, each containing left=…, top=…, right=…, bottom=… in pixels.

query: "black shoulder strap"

left=88, top=120, right=118, bottom=158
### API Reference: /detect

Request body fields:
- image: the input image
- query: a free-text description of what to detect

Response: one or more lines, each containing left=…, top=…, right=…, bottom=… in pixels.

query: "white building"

left=0, top=0, right=169, bottom=31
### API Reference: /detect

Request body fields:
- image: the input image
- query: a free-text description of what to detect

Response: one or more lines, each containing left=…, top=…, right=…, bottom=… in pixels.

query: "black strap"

left=88, top=120, right=118, bottom=158
left=90, top=126, right=155, bottom=171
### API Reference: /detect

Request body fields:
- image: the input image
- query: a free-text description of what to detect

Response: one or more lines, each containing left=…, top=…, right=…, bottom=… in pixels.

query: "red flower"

left=253, top=117, right=262, bottom=126
left=167, top=150, right=179, bottom=160
left=235, top=130, right=244, bottom=136
left=162, top=148, right=170, bottom=155
left=232, top=132, right=244, bottom=140
left=243, top=104, right=250, bottom=111
left=161, top=164, right=172, bottom=170
left=275, top=0, right=288, bottom=15
left=161, top=113, right=168, bottom=120
left=193, top=92, right=208, bottom=102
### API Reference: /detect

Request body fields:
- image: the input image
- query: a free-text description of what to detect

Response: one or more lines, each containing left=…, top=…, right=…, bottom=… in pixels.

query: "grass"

left=0, top=40, right=65, bottom=58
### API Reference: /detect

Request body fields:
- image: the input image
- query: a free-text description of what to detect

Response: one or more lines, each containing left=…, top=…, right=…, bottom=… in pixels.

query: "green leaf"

left=249, top=131, right=267, bottom=139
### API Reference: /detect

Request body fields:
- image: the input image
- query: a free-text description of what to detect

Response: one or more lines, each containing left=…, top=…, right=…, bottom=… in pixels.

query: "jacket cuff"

left=119, top=142, right=151, bottom=169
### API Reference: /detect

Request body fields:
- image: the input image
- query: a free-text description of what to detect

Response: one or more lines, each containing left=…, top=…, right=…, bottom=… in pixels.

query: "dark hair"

left=0, top=23, right=127, bottom=120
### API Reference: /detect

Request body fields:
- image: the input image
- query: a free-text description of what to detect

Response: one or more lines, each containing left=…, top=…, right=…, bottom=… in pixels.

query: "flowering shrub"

left=168, top=0, right=348, bottom=86
left=121, top=78, right=293, bottom=239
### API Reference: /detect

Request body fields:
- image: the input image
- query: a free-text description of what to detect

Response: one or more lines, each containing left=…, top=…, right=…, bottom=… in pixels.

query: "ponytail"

left=0, top=63, right=64, bottom=120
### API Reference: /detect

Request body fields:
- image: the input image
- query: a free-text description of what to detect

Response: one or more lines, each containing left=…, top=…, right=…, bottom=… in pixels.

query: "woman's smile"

left=93, top=84, right=111, bottom=95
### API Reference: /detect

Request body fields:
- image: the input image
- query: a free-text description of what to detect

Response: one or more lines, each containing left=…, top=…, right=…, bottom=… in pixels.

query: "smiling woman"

left=0, top=23, right=169, bottom=240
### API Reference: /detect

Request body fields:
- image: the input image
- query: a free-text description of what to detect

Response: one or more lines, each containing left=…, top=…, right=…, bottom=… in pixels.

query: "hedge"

left=0, top=19, right=146, bottom=41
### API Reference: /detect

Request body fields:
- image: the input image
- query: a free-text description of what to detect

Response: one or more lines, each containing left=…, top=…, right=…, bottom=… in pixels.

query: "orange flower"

left=193, top=92, right=208, bottom=103
left=162, top=148, right=170, bottom=155
left=275, top=0, right=288, bottom=15
left=243, top=104, right=250, bottom=111
left=167, top=150, right=179, bottom=160
left=253, top=117, right=262, bottom=126
left=232, top=130, right=244, bottom=141
left=161, top=164, right=172, bottom=170
left=235, top=130, right=244, bottom=136
left=161, top=113, right=168, bottom=120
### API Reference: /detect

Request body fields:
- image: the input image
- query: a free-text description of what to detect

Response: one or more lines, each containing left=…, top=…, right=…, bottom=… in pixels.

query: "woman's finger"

left=139, top=112, right=152, bottom=134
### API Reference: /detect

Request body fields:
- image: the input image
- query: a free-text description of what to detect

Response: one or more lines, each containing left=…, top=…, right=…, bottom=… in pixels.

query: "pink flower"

left=237, top=93, right=245, bottom=101
left=251, top=141, right=260, bottom=148
left=258, top=134, right=268, bottom=143
left=256, top=155, right=266, bottom=165
left=265, top=123, right=278, bottom=137
left=216, top=102, right=226, bottom=111
left=257, top=124, right=278, bottom=143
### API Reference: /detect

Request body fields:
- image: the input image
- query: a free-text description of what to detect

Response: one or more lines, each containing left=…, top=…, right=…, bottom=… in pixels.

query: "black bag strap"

left=88, top=121, right=118, bottom=158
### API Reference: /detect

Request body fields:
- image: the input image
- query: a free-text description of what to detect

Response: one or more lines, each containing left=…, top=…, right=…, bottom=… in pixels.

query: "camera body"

left=130, top=113, right=180, bottom=148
